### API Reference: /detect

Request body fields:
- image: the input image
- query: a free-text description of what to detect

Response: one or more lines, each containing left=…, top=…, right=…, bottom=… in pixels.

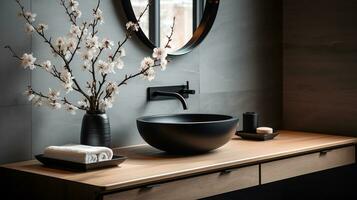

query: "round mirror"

left=121, top=0, right=220, bottom=56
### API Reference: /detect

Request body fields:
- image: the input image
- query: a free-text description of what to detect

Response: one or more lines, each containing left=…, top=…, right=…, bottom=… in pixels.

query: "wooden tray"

left=35, top=154, right=127, bottom=172
left=236, top=131, right=279, bottom=141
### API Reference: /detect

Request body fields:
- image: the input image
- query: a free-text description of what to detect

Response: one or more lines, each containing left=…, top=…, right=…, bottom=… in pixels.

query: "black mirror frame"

left=121, top=0, right=220, bottom=56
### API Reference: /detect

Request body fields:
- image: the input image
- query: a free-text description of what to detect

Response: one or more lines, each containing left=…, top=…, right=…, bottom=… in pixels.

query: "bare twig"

left=4, top=45, right=21, bottom=60
left=164, top=17, right=175, bottom=48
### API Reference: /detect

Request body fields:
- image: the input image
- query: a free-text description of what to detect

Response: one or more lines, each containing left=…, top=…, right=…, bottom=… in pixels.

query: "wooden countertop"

left=1, top=130, right=357, bottom=192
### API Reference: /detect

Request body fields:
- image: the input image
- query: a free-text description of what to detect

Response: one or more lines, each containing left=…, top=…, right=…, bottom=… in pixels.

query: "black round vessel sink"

left=136, top=114, right=239, bottom=154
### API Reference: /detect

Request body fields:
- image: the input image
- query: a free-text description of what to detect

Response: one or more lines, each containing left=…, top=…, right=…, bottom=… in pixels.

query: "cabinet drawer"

left=261, top=146, right=356, bottom=184
left=103, top=165, right=259, bottom=200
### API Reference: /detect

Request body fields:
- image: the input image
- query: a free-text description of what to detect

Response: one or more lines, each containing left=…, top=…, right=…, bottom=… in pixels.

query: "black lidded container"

left=242, top=112, right=258, bottom=133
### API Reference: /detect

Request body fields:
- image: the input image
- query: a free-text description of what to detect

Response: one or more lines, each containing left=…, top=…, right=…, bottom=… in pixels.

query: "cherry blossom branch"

left=67, top=22, right=87, bottom=64
left=30, top=88, right=86, bottom=111
left=117, top=62, right=159, bottom=87
left=5, top=45, right=63, bottom=83
left=88, top=0, right=101, bottom=37
left=95, top=1, right=151, bottom=108
left=98, top=17, right=175, bottom=104
left=96, top=60, right=158, bottom=103
left=5, top=37, right=86, bottom=99
left=117, top=17, right=175, bottom=88
left=59, top=0, right=77, bottom=25
left=9, top=0, right=173, bottom=113
left=14, top=0, right=91, bottom=102
left=15, top=0, right=66, bottom=62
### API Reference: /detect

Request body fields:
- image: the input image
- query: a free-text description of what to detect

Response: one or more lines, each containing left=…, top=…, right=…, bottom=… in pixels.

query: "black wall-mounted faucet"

left=147, top=81, right=196, bottom=110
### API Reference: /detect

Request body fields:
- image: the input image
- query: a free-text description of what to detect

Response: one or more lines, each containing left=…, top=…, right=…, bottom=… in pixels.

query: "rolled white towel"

left=65, top=144, right=113, bottom=161
left=43, top=144, right=113, bottom=164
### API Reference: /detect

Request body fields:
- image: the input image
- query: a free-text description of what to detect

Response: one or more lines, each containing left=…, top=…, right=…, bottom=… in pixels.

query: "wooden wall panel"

left=283, top=0, right=357, bottom=135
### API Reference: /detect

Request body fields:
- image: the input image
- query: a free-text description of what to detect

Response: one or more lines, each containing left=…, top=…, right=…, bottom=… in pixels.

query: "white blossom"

left=126, top=21, right=139, bottom=32
left=140, top=57, right=155, bottom=81
left=20, top=53, right=36, bottom=70
left=24, top=11, right=37, bottom=22
left=65, top=103, right=78, bottom=115
left=63, top=82, right=74, bottom=93
left=78, top=99, right=89, bottom=109
left=114, top=58, right=124, bottom=69
left=99, top=98, right=114, bottom=111
left=143, top=67, right=155, bottom=81
left=106, top=82, right=119, bottom=95
left=24, top=23, right=34, bottom=33
left=60, top=69, right=74, bottom=90
left=94, top=8, right=104, bottom=24
left=59, top=69, right=74, bottom=93
left=69, top=25, right=81, bottom=38
left=152, top=47, right=168, bottom=60
left=24, top=88, right=35, bottom=101
left=97, top=60, right=115, bottom=75
left=37, top=23, right=48, bottom=32
left=140, top=57, right=154, bottom=69
left=85, top=35, right=99, bottom=49
left=60, top=69, right=74, bottom=83
left=69, top=0, right=79, bottom=11
left=80, top=49, right=94, bottom=61
left=48, top=88, right=60, bottom=100
left=41, top=60, right=52, bottom=71
left=101, top=38, right=114, bottom=49
left=55, top=37, right=66, bottom=52
left=66, top=37, right=77, bottom=52
left=72, top=9, right=82, bottom=18
left=49, top=101, right=62, bottom=109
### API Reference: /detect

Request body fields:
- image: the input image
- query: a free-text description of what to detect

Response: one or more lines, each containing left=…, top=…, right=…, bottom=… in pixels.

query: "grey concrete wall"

left=283, top=0, right=357, bottom=135
left=0, top=0, right=282, bottom=164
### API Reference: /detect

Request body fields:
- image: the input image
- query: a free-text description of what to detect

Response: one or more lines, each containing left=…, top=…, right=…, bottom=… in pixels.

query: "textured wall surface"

left=283, top=0, right=357, bottom=135
left=0, top=0, right=282, bottom=164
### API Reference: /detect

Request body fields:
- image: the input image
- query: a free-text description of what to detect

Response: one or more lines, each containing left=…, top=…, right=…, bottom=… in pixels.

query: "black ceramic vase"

left=80, top=111, right=111, bottom=147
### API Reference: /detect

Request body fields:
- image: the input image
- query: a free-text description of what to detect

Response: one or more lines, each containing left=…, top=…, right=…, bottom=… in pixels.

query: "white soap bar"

left=256, top=127, right=273, bottom=134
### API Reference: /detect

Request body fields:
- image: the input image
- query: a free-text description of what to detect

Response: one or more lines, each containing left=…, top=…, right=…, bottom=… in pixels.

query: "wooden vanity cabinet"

left=1, top=131, right=356, bottom=200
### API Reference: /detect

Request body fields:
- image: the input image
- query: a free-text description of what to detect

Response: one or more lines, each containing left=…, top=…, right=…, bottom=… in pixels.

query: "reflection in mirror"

left=160, top=0, right=193, bottom=52
left=131, top=0, right=149, bottom=36
left=122, top=0, right=218, bottom=56
left=130, top=0, right=203, bottom=52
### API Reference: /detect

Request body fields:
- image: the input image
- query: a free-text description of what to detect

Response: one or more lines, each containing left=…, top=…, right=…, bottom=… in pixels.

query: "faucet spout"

left=153, top=91, right=188, bottom=110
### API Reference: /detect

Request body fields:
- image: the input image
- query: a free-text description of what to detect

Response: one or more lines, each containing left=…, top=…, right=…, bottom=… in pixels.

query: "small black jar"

left=80, top=111, right=111, bottom=147
left=242, top=112, right=259, bottom=133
